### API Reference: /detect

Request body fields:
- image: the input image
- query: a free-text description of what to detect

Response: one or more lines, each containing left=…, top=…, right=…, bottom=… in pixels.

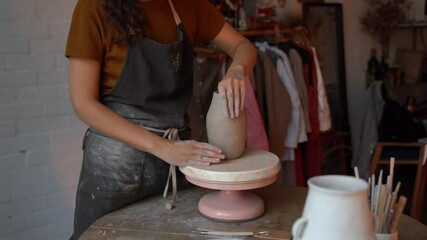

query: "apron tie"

left=161, top=128, right=179, bottom=209
left=142, top=126, right=182, bottom=209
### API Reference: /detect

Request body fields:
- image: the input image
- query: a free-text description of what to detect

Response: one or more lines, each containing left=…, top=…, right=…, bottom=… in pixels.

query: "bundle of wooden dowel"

left=354, top=158, right=407, bottom=234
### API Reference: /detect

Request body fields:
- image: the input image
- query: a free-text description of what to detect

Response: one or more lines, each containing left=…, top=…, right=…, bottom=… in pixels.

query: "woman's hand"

left=209, top=22, right=256, bottom=118
left=155, top=139, right=225, bottom=166
left=218, top=65, right=246, bottom=118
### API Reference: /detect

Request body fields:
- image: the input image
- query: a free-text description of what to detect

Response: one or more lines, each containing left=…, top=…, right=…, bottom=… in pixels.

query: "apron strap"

left=168, top=0, right=181, bottom=25
left=142, top=126, right=182, bottom=209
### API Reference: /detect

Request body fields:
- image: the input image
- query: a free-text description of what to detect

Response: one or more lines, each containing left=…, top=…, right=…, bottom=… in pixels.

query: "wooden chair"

left=321, top=131, right=352, bottom=175
left=370, top=142, right=427, bottom=220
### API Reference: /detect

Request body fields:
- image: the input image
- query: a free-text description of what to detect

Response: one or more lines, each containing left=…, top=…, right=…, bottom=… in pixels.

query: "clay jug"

left=292, top=175, right=376, bottom=240
left=206, top=92, right=246, bottom=159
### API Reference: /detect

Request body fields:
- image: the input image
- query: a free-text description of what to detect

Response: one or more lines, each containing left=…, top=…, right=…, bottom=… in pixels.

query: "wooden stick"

left=382, top=193, right=392, bottom=233
left=371, top=174, right=376, bottom=211
left=393, top=181, right=401, bottom=195
left=375, top=170, right=383, bottom=214
left=368, top=177, right=371, bottom=202
left=389, top=196, right=407, bottom=233
left=354, top=166, right=359, bottom=179
left=391, top=182, right=401, bottom=209
left=368, top=177, right=371, bottom=204
left=375, top=185, right=380, bottom=214
left=390, top=157, right=395, bottom=190
left=384, top=209, right=394, bottom=234
left=377, top=211, right=384, bottom=233
left=390, top=192, right=397, bottom=211
left=386, top=175, right=391, bottom=192
left=378, top=184, right=387, bottom=214
left=373, top=213, right=380, bottom=233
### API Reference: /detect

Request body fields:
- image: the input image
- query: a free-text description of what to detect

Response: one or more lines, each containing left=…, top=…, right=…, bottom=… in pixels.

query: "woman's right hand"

left=155, top=139, right=225, bottom=166
left=69, top=57, right=225, bottom=167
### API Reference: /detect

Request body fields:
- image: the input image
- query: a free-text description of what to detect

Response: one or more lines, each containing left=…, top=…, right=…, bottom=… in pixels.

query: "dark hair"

left=101, top=0, right=145, bottom=43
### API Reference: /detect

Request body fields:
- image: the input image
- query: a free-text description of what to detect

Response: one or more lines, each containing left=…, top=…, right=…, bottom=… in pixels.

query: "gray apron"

left=70, top=1, right=193, bottom=239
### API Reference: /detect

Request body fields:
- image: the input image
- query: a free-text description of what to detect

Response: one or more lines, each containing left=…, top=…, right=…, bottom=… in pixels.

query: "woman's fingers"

left=193, top=142, right=225, bottom=159
left=170, top=140, right=224, bottom=166
left=218, top=85, right=230, bottom=118
left=239, top=79, right=246, bottom=112
left=233, top=79, right=243, bottom=117
left=193, top=141, right=222, bottom=152
left=233, top=81, right=239, bottom=118
left=218, top=78, right=246, bottom=118
left=226, top=85, right=235, bottom=118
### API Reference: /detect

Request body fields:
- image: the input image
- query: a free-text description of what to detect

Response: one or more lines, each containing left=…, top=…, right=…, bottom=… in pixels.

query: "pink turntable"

left=179, top=147, right=281, bottom=222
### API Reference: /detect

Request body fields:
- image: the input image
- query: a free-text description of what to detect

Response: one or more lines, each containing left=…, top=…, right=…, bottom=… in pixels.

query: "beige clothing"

left=289, top=49, right=311, bottom=133
left=254, top=51, right=292, bottom=158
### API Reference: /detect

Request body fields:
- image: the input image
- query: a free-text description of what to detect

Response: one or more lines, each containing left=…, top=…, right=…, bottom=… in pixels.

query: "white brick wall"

left=0, top=0, right=86, bottom=239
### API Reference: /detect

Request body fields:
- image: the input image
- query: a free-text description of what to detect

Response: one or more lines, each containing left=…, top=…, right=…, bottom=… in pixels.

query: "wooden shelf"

left=395, top=22, right=427, bottom=29
left=239, top=25, right=303, bottom=38
left=240, top=29, right=280, bottom=37
left=194, top=25, right=304, bottom=60
left=378, top=160, right=419, bottom=165
left=394, top=22, right=427, bottom=50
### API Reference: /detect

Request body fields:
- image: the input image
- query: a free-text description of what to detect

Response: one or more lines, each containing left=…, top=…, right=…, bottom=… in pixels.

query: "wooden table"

left=80, top=184, right=427, bottom=239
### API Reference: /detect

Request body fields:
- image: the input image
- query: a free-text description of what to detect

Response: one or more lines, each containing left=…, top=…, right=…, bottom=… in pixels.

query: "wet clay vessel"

left=206, top=91, right=246, bottom=159
left=179, top=92, right=280, bottom=222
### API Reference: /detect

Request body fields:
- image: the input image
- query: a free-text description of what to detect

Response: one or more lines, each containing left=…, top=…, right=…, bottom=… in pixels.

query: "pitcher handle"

left=292, top=217, right=308, bottom=240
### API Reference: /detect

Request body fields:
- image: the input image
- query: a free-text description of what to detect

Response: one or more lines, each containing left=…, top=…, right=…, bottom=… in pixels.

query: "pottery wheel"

left=179, top=148, right=281, bottom=222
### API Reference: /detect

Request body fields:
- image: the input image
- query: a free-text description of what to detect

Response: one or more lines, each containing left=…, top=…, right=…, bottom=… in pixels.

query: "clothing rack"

left=193, top=25, right=304, bottom=59
left=240, top=25, right=303, bottom=38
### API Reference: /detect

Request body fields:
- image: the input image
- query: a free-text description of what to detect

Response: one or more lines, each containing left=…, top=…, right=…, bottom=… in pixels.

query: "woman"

left=65, top=0, right=257, bottom=238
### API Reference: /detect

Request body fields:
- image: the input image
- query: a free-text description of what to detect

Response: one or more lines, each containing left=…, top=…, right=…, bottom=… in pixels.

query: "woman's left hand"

left=217, top=64, right=246, bottom=118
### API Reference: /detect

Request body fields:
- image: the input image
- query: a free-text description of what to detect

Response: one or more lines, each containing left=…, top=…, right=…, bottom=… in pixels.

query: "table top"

left=80, top=184, right=427, bottom=240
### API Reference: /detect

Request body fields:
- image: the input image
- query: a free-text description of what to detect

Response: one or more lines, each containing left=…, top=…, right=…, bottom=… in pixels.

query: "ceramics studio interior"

left=2, top=0, right=427, bottom=239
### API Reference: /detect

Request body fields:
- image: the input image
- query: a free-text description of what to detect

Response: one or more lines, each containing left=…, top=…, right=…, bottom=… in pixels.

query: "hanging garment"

left=282, top=44, right=323, bottom=184
left=269, top=45, right=307, bottom=144
left=245, top=75, right=270, bottom=151
left=294, top=147, right=305, bottom=186
left=270, top=46, right=308, bottom=162
left=254, top=50, right=292, bottom=158
left=287, top=49, right=312, bottom=133
left=311, top=47, right=332, bottom=132
left=256, top=42, right=306, bottom=161
left=352, top=81, right=385, bottom=178
left=278, top=42, right=313, bottom=118
left=285, top=47, right=312, bottom=184
left=301, top=48, right=322, bottom=180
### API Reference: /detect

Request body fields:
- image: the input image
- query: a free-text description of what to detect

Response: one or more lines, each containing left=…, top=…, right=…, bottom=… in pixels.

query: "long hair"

left=100, top=0, right=145, bottom=43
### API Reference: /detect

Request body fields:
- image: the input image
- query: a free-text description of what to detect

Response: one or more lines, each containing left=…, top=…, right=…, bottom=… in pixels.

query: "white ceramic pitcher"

left=292, top=175, right=376, bottom=240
